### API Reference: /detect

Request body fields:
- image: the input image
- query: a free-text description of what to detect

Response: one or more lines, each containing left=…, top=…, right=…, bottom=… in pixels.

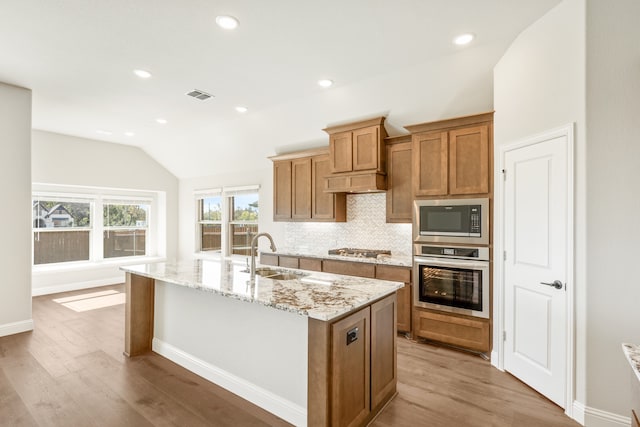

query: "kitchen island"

left=121, top=258, right=403, bottom=427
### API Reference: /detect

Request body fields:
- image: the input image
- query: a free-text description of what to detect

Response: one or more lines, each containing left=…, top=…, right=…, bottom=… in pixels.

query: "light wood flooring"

left=0, top=284, right=579, bottom=426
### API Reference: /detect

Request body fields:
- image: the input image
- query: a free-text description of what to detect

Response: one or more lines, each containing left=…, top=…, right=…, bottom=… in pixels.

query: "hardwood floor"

left=0, top=284, right=579, bottom=427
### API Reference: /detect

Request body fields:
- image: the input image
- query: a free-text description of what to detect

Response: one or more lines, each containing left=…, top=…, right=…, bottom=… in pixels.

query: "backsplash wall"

left=283, top=193, right=412, bottom=256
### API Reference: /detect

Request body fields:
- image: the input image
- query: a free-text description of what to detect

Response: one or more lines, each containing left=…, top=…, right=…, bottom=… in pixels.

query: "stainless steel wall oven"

left=413, top=245, right=490, bottom=319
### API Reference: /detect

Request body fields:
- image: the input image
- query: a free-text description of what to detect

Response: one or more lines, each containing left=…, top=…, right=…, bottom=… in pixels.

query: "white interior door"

left=503, top=132, right=570, bottom=408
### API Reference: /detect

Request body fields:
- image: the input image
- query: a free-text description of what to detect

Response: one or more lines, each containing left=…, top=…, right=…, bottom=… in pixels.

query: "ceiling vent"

left=186, top=89, right=214, bottom=101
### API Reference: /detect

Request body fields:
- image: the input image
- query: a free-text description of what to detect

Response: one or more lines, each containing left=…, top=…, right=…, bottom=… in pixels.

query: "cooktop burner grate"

left=328, top=248, right=392, bottom=258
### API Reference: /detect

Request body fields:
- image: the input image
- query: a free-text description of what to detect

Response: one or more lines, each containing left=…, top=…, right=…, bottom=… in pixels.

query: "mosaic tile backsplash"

left=284, top=193, right=412, bottom=256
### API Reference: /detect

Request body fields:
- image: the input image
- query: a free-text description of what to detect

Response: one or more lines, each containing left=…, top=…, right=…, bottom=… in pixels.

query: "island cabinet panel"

left=386, top=139, right=413, bottom=223
left=331, top=306, right=371, bottom=427
left=124, top=273, right=154, bottom=357
left=370, top=295, right=397, bottom=411
left=273, top=160, right=292, bottom=220
left=633, top=411, right=639, bottom=427
left=322, top=259, right=375, bottom=278
left=291, top=158, right=312, bottom=219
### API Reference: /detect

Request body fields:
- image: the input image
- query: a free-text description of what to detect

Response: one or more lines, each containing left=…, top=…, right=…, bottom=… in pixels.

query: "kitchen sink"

left=249, top=267, right=307, bottom=281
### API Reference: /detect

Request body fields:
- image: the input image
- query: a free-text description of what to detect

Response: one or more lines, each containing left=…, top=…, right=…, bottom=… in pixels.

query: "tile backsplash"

left=284, top=193, right=412, bottom=256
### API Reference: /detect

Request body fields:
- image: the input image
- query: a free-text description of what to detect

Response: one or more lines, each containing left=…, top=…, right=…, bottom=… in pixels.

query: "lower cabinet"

left=413, top=307, right=490, bottom=353
left=309, top=293, right=397, bottom=427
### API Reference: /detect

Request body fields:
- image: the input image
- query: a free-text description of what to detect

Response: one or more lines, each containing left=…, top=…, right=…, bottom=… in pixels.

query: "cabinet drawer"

left=260, top=253, right=279, bottom=266
left=299, top=257, right=322, bottom=272
left=279, top=256, right=299, bottom=269
left=323, top=260, right=375, bottom=278
left=414, top=309, right=489, bottom=352
left=375, top=265, right=411, bottom=283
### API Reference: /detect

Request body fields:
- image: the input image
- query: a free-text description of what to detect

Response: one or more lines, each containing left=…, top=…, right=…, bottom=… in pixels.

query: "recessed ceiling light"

left=133, top=69, right=152, bottom=79
left=96, top=130, right=112, bottom=135
left=235, top=106, right=248, bottom=113
left=216, top=15, right=239, bottom=30
left=453, top=33, right=475, bottom=45
left=318, top=79, right=333, bottom=88
left=124, top=131, right=135, bottom=137
left=156, top=118, right=167, bottom=124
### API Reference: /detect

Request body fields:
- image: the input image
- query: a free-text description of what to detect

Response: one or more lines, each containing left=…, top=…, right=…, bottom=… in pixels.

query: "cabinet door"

left=312, top=155, right=343, bottom=220
left=449, top=124, right=489, bottom=195
left=371, top=294, right=397, bottom=411
left=331, top=307, right=370, bottom=427
left=330, top=131, right=353, bottom=173
left=273, top=160, right=292, bottom=220
left=291, top=158, right=312, bottom=219
left=413, top=131, right=448, bottom=196
left=352, top=126, right=379, bottom=171
left=386, top=142, right=412, bottom=223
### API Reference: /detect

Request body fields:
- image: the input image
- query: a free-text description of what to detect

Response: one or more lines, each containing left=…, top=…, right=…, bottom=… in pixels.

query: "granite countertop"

left=264, top=248, right=413, bottom=268
left=121, top=259, right=403, bottom=322
left=623, top=343, right=640, bottom=383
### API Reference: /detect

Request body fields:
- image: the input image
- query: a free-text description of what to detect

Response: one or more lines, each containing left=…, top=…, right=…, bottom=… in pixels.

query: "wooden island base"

left=124, top=271, right=397, bottom=427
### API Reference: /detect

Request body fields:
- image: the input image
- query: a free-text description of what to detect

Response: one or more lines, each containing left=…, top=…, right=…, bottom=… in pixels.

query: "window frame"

left=32, top=187, right=160, bottom=269
left=195, top=185, right=260, bottom=258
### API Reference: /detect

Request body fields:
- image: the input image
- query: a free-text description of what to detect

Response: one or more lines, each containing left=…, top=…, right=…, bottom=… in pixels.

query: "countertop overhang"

left=121, top=258, right=403, bottom=322
left=623, top=343, right=640, bottom=383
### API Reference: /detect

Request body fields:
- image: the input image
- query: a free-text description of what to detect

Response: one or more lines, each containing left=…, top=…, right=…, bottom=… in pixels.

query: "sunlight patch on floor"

left=53, top=290, right=125, bottom=312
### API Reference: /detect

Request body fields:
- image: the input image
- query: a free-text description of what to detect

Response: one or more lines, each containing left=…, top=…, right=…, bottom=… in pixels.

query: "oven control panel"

left=415, top=245, right=489, bottom=261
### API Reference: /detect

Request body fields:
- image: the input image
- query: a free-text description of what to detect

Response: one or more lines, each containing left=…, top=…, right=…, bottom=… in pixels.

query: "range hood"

left=323, top=171, right=387, bottom=193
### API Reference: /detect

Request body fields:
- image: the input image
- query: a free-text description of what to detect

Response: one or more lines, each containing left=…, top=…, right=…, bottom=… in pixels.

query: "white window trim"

left=195, top=185, right=259, bottom=258
left=32, top=184, right=162, bottom=270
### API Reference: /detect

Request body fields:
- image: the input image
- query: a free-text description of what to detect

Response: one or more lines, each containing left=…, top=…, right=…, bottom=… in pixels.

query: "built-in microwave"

left=413, top=198, right=489, bottom=245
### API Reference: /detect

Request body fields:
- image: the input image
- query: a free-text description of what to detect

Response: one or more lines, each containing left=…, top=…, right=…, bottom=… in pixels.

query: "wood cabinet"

left=309, top=293, right=397, bottom=427
left=375, top=264, right=411, bottom=334
left=406, top=112, right=493, bottom=198
left=385, top=136, right=413, bottom=223
left=271, top=148, right=346, bottom=222
left=324, top=117, right=388, bottom=193
left=413, top=307, right=490, bottom=353
left=322, top=259, right=376, bottom=278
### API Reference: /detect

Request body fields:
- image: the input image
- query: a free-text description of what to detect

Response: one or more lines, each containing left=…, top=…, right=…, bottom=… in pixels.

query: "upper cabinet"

left=385, top=136, right=413, bottom=223
left=324, top=117, right=388, bottom=193
left=271, top=148, right=346, bottom=222
left=406, top=112, right=493, bottom=198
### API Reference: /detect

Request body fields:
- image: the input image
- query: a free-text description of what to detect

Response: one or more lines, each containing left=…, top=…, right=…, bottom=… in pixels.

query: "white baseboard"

left=0, top=319, right=34, bottom=337
left=32, top=276, right=124, bottom=296
left=572, top=400, right=586, bottom=425
left=152, top=338, right=306, bottom=427
left=581, top=403, right=630, bottom=427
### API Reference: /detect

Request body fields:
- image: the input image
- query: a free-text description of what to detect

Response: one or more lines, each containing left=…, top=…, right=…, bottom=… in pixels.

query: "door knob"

left=540, top=280, right=563, bottom=290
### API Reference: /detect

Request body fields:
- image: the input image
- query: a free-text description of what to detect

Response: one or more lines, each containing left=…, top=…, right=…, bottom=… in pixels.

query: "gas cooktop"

left=328, top=248, right=392, bottom=258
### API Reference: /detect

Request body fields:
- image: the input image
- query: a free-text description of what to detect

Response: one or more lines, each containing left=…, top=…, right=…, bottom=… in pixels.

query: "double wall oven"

left=413, top=198, right=490, bottom=319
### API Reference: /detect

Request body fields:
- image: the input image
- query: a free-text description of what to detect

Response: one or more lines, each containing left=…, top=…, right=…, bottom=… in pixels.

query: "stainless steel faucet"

left=250, top=232, right=277, bottom=282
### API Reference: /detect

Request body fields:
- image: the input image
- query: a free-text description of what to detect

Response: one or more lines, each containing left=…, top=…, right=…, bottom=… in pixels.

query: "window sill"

left=32, top=256, right=166, bottom=275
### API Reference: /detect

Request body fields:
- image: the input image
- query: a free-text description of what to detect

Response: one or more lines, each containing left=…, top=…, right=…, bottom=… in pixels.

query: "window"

left=33, top=198, right=92, bottom=265
left=103, top=201, right=150, bottom=258
left=196, top=186, right=259, bottom=256
left=32, top=188, right=160, bottom=266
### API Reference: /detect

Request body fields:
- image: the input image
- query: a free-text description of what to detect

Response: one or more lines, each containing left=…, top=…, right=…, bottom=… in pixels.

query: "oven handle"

left=414, top=256, right=489, bottom=270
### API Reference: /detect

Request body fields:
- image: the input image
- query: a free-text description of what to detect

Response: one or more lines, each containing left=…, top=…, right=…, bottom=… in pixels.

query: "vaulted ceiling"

left=0, top=0, right=560, bottom=178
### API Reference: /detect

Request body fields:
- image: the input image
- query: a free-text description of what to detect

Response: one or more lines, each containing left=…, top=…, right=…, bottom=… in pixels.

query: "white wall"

left=31, top=130, right=179, bottom=294
left=493, top=0, right=588, bottom=419
left=585, top=0, right=640, bottom=423
left=0, top=82, right=33, bottom=336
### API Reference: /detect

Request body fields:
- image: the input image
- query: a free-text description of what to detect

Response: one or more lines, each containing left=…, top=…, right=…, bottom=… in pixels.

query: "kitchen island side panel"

left=153, top=279, right=308, bottom=411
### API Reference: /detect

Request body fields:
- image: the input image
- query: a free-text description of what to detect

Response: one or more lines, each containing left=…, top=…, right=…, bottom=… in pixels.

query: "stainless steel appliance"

left=413, top=198, right=489, bottom=245
left=413, top=244, right=490, bottom=319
